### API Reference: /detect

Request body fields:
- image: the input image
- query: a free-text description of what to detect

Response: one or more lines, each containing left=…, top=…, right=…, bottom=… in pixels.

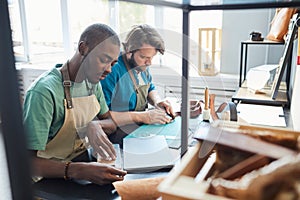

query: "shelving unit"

left=121, top=0, right=300, bottom=156
left=233, top=13, right=299, bottom=107
left=232, top=81, right=289, bottom=107
left=239, top=40, right=284, bottom=87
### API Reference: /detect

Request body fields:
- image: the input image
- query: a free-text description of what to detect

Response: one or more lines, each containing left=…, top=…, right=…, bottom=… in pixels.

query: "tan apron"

left=37, top=63, right=100, bottom=161
left=110, top=55, right=151, bottom=143
left=122, top=54, right=150, bottom=111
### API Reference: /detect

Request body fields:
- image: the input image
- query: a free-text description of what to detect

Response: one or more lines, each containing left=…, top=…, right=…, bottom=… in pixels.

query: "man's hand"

left=139, top=109, right=172, bottom=124
left=30, top=154, right=127, bottom=185
left=71, top=162, right=127, bottom=185
left=86, top=121, right=116, bottom=160
left=156, top=100, right=176, bottom=120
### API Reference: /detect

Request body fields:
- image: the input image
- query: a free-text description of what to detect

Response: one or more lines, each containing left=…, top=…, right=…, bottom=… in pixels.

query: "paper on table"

left=123, top=135, right=179, bottom=172
left=246, top=64, right=278, bottom=91
left=237, top=104, right=286, bottom=127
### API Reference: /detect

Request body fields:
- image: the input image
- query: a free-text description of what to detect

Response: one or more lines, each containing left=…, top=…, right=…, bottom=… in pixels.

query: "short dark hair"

left=123, top=24, right=165, bottom=55
left=79, top=23, right=120, bottom=51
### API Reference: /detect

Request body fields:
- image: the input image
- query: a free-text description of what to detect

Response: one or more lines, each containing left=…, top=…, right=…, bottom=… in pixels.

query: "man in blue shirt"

left=101, top=24, right=176, bottom=142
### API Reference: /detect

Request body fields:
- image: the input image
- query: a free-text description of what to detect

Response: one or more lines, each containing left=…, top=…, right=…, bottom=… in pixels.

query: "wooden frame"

left=198, top=28, right=222, bottom=76
left=158, top=121, right=300, bottom=200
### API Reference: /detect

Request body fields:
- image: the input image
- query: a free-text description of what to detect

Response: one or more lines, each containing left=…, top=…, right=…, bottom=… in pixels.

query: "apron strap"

left=122, top=54, right=139, bottom=94
left=60, top=61, right=73, bottom=109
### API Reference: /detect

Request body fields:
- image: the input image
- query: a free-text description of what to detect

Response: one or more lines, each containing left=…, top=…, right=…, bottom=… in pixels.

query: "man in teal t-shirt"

left=24, top=66, right=110, bottom=151
left=23, top=23, right=126, bottom=185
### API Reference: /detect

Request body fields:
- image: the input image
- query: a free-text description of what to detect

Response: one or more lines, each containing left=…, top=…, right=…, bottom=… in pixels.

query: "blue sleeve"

left=147, top=69, right=155, bottom=92
left=95, top=84, right=109, bottom=115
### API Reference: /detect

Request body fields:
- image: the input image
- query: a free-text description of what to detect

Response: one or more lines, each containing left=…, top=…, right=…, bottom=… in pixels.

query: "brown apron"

left=37, top=63, right=100, bottom=161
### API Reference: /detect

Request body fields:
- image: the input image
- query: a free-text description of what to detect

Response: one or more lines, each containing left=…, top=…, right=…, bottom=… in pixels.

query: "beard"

left=128, top=53, right=139, bottom=69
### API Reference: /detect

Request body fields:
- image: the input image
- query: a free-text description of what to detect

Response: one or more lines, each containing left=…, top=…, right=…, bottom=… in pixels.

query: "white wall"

left=290, top=38, right=299, bottom=130
left=160, top=8, right=285, bottom=76
left=291, top=66, right=300, bottom=130
left=221, top=9, right=284, bottom=74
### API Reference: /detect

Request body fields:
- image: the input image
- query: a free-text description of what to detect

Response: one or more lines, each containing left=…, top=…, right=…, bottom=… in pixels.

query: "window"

left=8, top=0, right=27, bottom=62
left=118, top=1, right=154, bottom=35
left=9, top=0, right=222, bottom=76
left=24, top=0, right=64, bottom=65
left=10, top=0, right=156, bottom=67
left=68, top=0, right=110, bottom=51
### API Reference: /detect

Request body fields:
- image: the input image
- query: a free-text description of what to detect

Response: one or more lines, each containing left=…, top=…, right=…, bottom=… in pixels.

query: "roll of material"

left=203, top=109, right=211, bottom=121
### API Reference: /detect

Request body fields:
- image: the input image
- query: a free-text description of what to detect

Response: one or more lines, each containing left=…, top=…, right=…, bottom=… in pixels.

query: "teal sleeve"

left=96, top=84, right=109, bottom=115
left=23, top=90, right=54, bottom=150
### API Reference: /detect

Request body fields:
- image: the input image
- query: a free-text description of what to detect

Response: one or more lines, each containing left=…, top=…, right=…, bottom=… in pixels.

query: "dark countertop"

left=33, top=170, right=170, bottom=200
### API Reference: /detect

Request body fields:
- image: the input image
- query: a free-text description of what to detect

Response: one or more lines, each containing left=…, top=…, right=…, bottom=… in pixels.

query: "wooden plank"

left=217, top=154, right=270, bottom=180
left=193, top=122, right=297, bottom=159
